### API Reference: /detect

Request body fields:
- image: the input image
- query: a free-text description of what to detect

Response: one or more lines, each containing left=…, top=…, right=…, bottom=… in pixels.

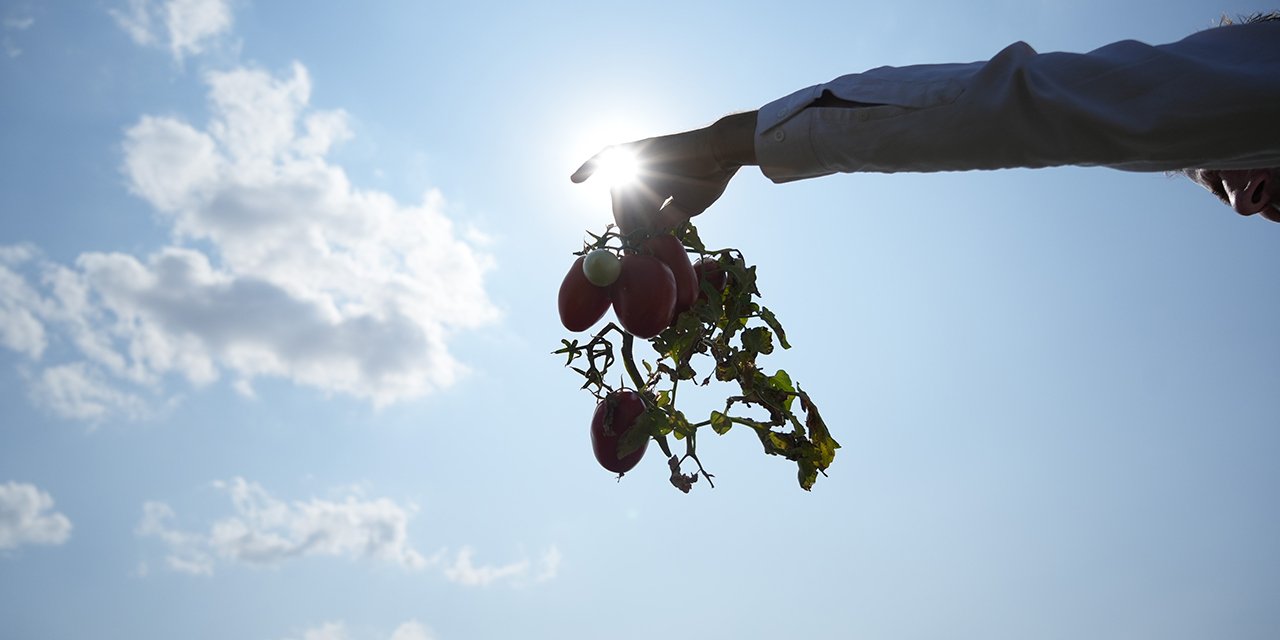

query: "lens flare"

left=594, top=148, right=640, bottom=186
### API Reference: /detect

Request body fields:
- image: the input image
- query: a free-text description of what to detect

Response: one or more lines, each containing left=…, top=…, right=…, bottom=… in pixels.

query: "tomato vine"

left=554, top=222, right=840, bottom=492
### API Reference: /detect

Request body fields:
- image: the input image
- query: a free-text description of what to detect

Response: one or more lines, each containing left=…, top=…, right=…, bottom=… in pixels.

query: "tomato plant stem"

left=620, top=332, right=646, bottom=391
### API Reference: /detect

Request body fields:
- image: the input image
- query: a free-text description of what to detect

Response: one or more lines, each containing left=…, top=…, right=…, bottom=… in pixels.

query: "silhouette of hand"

left=571, top=113, right=756, bottom=234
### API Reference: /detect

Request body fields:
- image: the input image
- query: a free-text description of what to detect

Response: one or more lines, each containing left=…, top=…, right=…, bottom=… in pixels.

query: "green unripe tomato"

left=582, top=249, right=621, bottom=287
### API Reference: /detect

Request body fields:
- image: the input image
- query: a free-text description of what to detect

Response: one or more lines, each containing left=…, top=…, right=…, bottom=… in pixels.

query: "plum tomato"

left=582, top=249, right=621, bottom=287
left=693, top=257, right=728, bottom=300
left=610, top=254, right=676, bottom=339
left=591, top=390, right=648, bottom=474
left=558, top=255, right=611, bottom=332
left=643, top=234, right=697, bottom=316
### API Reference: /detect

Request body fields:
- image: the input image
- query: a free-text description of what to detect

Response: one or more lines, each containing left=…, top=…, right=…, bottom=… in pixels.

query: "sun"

left=591, top=147, right=640, bottom=187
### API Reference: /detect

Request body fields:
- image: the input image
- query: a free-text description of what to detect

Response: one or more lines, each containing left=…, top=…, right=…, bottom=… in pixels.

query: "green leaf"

left=678, top=224, right=706, bottom=253
left=758, top=307, right=791, bottom=349
left=769, top=369, right=796, bottom=413
left=710, top=411, right=731, bottom=435
left=767, top=432, right=790, bottom=453
left=618, top=409, right=661, bottom=458
left=800, top=388, right=840, bottom=471
left=671, top=410, right=694, bottom=439
left=741, top=327, right=774, bottom=355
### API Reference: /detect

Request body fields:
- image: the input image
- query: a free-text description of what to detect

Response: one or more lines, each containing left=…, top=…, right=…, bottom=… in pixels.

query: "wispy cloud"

left=137, top=478, right=427, bottom=573
left=282, top=620, right=436, bottom=640
left=110, top=0, right=233, bottom=62
left=136, top=479, right=558, bottom=588
left=439, top=545, right=561, bottom=587
left=0, top=481, right=72, bottom=551
left=0, top=59, right=498, bottom=420
left=1, top=11, right=33, bottom=59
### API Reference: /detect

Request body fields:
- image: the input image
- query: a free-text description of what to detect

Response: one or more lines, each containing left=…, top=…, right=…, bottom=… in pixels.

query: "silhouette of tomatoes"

left=591, top=390, right=648, bottom=474
left=693, top=257, right=728, bottom=300
left=643, top=234, right=697, bottom=316
left=610, top=254, right=676, bottom=338
left=558, top=255, right=610, bottom=332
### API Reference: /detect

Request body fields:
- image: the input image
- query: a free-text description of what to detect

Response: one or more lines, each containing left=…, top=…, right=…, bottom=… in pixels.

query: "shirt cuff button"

left=773, top=130, right=786, bottom=142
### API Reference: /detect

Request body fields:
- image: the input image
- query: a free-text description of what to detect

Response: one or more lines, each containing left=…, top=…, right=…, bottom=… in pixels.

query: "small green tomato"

left=582, top=249, right=621, bottom=287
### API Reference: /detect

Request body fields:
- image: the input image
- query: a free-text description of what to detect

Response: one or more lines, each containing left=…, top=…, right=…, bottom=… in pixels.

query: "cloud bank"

left=0, top=481, right=73, bottom=551
left=0, top=59, right=497, bottom=420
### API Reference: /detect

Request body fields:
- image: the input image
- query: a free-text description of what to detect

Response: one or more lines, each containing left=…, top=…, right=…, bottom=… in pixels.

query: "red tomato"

left=591, top=390, right=648, bottom=474
left=643, top=234, right=697, bottom=316
left=610, top=254, right=676, bottom=339
left=693, top=257, right=728, bottom=300
left=558, top=255, right=610, bottom=332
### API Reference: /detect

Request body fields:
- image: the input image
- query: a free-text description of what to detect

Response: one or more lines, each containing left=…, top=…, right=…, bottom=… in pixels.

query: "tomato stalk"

left=619, top=332, right=646, bottom=391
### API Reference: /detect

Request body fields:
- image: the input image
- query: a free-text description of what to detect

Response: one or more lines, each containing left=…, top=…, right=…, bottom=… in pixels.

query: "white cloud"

left=0, top=249, right=48, bottom=359
left=438, top=544, right=561, bottom=587
left=0, top=60, right=498, bottom=420
left=284, top=620, right=435, bottom=640
left=110, top=0, right=232, bottom=61
left=298, top=621, right=349, bottom=640
left=0, top=482, right=72, bottom=551
left=136, top=501, right=215, bottom=574
left=2, top=12, right=33, bottom=58
left=137, top=478, right=426, bottom=573
left=27, top=362, right=149, bottom=422
left=137, top=479, right=557, bottom=588
left=389, top=621, right=435, bottom=640
left=3, top=16, right=34, bottom=31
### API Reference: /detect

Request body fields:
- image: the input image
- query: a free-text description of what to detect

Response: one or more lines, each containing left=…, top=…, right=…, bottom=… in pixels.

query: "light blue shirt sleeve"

left=755, top=21, right=1280, bottom=181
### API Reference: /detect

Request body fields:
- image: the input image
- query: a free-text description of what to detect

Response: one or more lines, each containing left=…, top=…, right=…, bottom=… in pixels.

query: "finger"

left=570, top=149, right=606, bottom=183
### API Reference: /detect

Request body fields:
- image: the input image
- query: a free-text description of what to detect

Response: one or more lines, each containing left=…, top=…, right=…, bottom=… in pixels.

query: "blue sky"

left=1, top=1, right=1278, bottom=639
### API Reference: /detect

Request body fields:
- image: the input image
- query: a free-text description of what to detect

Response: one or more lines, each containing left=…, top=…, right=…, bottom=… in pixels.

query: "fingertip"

left=570, top=161, right=594, bottom=183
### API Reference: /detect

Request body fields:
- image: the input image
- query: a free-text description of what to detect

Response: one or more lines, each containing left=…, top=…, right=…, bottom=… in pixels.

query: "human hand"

left=571, top=112, right=757, bottom=234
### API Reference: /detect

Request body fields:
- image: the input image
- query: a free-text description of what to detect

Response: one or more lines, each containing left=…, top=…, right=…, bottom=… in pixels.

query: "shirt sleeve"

left=755, top=21, right=1280, bottom=182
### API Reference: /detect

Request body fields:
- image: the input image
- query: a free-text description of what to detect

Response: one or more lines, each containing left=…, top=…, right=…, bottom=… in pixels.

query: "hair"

left=1218, top=10, right=1280, bottom=25
left=1181, top=12, right=1280, bottom=204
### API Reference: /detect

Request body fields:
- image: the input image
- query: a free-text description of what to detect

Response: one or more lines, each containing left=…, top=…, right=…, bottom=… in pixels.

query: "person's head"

left=1184, top=12, right=1280, bottom=223
left=1188, top=169, right=1279, bottom=222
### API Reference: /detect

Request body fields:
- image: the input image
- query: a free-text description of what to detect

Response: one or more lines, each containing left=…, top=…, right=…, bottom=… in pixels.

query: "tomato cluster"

left=557, top=229, right=734, bottom=476
left=556, top=223, right=836, bottom=490
left=557, top=232, right=712, bottom=340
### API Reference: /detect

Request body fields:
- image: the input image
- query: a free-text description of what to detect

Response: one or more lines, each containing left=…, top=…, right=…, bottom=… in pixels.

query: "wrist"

left=709, top=111, right=758, bottom=168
